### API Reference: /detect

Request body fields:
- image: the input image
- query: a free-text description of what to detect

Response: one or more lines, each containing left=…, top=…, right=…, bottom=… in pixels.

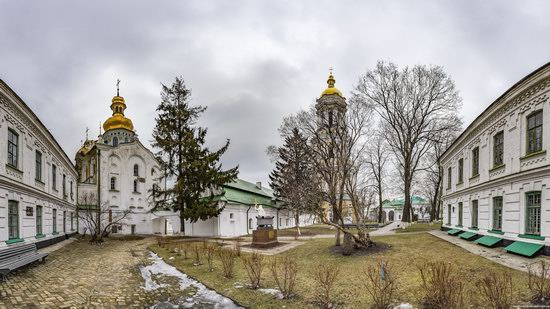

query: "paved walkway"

left=0, top=237, right=198, bottom=308
left=430, top=230, right=548, bottom=273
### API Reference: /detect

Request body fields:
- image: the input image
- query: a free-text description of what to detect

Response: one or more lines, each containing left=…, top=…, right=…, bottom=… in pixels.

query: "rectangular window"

left=63, top=211, right=66, bottom=233
left=36, top=205, right=43, bottom=235
left=493, top=131, right=504, bottom=167
left=70, top=212, right=74, bottom=231
left=471, top=200, right=478, bottom=228
left=526, top=192, right=541, bottom=235
left=7, top=128, right=18, bottom=168
left=447, top=167, right=452, bottom=189
left=62, top=174, right=66, bottom=197
left=493, top=197, right=503, bottom=231
left=472, top=147, right=479, bottom=176
left=458, top=159, right=464, bottom=183
left=70, top=181, right=73, bottom=198
left=52, top=209, right=57, bottom=233
left=447, top=204, right=451, bottom=225
left=8, top=200, right=19, bottom=239
left=35, top=151, right=42, bottom=181
left=527, top=111, right=543, bottom=154
left=458, top=202, right=463, bottom=226
left=52, top=165, right=57, bottom=190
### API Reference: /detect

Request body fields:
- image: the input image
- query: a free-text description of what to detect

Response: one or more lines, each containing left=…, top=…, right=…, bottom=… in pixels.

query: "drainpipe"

left=276, top=208, right=280, bottom=230
left=246, top=204, right=252, bottom=235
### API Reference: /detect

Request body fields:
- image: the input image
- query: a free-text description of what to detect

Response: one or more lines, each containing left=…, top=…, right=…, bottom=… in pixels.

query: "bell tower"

left=315, top=69, right=347, bottom=130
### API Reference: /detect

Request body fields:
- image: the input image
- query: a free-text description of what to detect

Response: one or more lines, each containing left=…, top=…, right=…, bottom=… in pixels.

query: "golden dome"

left=320, top=71, right=343, bottom=97
left=103, top=95, right=134, bottom=132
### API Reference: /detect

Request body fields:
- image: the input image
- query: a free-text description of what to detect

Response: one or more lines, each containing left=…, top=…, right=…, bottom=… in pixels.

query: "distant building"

left=378, top=196, right=430, bottom=222
left=441, top=62, right=550, bottom=254
left=0, top=80, right=78, bottom=247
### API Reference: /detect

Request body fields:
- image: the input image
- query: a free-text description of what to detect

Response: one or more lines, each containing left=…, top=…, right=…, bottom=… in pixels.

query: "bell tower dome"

left=315, top=69, right=347, bottom=129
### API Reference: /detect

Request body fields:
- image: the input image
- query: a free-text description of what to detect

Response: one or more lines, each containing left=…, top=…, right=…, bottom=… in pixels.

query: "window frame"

left=471, top=147, right=479, bottom=177
left=458, top=202, right=463, bottom=226
left=458, top=159, right=464, bottom=183
left=7, top=128, right=18, bottom=168
left=133, top=179, right=138, bottom=193
left=52, top=208, right=57, bottom=233
left=8, top=200, right=19, bottom=240
left=36, top=205, right=43, bottom=235
left=447, top=167, right=452, bottom=189
left=526, top=191, right=542, bottom=235
left=133, top=164, right=139, bottom=177
left=492, top=196, right=503, bottom=231
left=35, top=150, right=43, bottom=181
left=526, top=110, right=543, bottom=155
left=52, top=164, right=57, bottom=190
left=110, top=177, right=117, bottom=191
left=471, top=200, right=478, bottom=228
left=493, top=131, right=504, bottom=167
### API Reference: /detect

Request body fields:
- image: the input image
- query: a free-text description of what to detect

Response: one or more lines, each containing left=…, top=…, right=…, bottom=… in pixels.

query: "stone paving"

left=0, top=237, right=192, bottom=308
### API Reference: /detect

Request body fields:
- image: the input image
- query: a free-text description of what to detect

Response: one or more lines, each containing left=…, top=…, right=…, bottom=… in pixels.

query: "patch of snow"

left=393, top=303, right=413, bottom=309
left=258, top=288, right=284, bottom=299
left=233, top=282, right=244, bottom=289
left=140, top=252, right=241, bottom=308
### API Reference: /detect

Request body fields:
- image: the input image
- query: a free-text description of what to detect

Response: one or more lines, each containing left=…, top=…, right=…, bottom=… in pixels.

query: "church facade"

left=0, top=80, right=78, bottom=247
left=75, top=91, right=180, bottom=236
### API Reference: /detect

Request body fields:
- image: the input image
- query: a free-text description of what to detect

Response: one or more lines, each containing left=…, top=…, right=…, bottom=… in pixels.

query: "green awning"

left=447, top=229, right=463, bottom=236
left=459, top=231, right=477, bottom=240
left=505, top=241, right=543, bottom=257
left=474, top=235, right=502, bottom=247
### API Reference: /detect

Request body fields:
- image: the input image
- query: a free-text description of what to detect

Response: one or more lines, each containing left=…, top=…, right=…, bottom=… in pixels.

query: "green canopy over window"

left=459, top=231, right=477, bottom=240
left=505, top=241, right=543, bottom=257
left=474, top=235, right=502, bottom=247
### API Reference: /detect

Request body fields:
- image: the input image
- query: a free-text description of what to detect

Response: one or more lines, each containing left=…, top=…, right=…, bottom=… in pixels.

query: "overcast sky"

left=1, top=0, right=549, bottom=185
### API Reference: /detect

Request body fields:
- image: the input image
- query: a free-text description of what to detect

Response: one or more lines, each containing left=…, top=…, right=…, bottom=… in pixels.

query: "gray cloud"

left=1, top=0, right=549, bottom=185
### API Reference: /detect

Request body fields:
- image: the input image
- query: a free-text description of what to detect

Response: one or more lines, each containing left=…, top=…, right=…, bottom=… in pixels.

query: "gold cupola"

left=320, top=69, right=343, bottom=97
left=102, top=94, right=134, bottom=132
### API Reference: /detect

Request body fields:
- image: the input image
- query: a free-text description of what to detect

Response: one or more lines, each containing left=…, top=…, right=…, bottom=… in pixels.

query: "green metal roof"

left=459, top=231, right=477, bottom=240
left=474, top=235, right=502, bottom=247
left=447, top=229, right=463, bottom=236
left=381, top=195, right=429, bottom=209
left=505, top=241, right=543, bottom=257
left=209, top=178, right=279, bottom=208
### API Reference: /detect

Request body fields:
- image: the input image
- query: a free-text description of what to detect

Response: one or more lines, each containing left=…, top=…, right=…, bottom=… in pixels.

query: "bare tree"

left=77, top=191, right=132, bottom=243
left=365, top=130, right=390, bottom=223
left=354, top=61, right=462, bottom=222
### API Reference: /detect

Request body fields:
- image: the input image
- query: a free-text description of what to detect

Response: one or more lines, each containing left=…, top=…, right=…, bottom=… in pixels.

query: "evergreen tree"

left=269, top=127, right=321, bottom=235
left=152, top=76, right=238, bottom=233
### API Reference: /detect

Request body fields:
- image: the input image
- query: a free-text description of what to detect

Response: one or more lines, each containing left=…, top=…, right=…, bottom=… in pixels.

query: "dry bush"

left=181, top=242, right=189, bottom=259
left=204, top=244, right=216, bottom=272
left=234, top=237, right=242, bottom=257
left=528, top=260, right=550, bottom=305
left=242, top=252, right=264, bottom=289
left=218, top=248, right=236, bottom=278
left=313, top=262, right=340, bottom=308
left=418, top=261, right=464, bottom=309
left=156, top=236, right=164, bottom=247
left=270, top=256, right=298, bottom=299
left=363, top=261, right=397, bottom=309
left=478, top=271, right=513, bottom=309
left=192, top=243, right=202, bottom=265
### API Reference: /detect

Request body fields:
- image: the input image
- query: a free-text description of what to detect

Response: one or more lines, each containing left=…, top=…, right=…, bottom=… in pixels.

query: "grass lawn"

left=150, top=233, right=533, bottom=308
left=394, top=222, right=442, bottom=233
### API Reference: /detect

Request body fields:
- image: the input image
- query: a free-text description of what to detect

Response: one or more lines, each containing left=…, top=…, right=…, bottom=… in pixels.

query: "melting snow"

left=140, top=252, right=241, bottom=308
left=258, top=288, right=284, bottom=299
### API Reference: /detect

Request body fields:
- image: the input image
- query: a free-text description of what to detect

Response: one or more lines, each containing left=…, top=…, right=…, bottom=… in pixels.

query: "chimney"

left=256, top=181, right=262, bottom=189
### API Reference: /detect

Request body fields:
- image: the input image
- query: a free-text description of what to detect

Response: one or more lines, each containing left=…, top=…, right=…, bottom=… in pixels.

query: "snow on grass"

left=140, top=252, right=241, bottom=308
left=257, top=288, right=284, bottom=299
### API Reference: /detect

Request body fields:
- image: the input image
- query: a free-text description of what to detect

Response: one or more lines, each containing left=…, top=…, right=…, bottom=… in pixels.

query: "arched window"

left=110, top=177, right=116, bottom=190
left=133, top=164, right=139, bottom=177
left=133, top=180, right=138, bottom=193
left=248, top=218, right=253, bottom=229
left=151, top=168, right=155, bottom=176
left=112, top=137, right=118, bottom=147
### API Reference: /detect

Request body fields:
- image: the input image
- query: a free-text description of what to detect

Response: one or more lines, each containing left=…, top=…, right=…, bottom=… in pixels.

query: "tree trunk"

left=180, top=209, right=185, bottom=234
left=295, top=213, right=301, bottom=236
left=402, top=167, right=412, bottom=223
left=377, top=182, right=383, bottom=223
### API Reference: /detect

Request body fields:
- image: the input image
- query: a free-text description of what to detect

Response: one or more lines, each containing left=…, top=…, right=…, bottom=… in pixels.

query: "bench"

left=0, top=243, right=48, bottom=281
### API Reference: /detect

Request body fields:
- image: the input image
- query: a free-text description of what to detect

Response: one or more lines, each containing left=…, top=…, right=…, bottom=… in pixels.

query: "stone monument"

left=251, top=205, right=278, bottom=248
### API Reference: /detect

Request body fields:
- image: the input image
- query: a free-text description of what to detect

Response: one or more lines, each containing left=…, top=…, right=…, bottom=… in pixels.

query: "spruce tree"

left=152, top=76, right=238, bottom=233
left=269, top=128, right=321, bottom=235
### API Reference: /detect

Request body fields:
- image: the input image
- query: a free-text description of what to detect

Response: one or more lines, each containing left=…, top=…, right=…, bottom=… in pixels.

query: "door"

left=388, top=210, right=395, bottom=221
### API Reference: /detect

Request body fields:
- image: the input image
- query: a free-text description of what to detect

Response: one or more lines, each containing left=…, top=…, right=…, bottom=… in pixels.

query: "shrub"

left=182, top=242, right=189, bottom=259
left=242, top=252, right=264, bottom=289
left=528, top=260, right=550, bottom=305
left=269, top=256, right=298, bottom=299
left=478, top=271, right=513, bottom=309
left=218, top=248, right=236, bottom=278
left=363, top=261, right=397, bottom=309
left=418, top=261, right=464, bottom=309
left=234, top=237, right=242, bottom=257
left=192, top=243, right=202, bottom=265
left=204, top=244, right=216, bottom=272
left=313, top=262, right=340, bottom=308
